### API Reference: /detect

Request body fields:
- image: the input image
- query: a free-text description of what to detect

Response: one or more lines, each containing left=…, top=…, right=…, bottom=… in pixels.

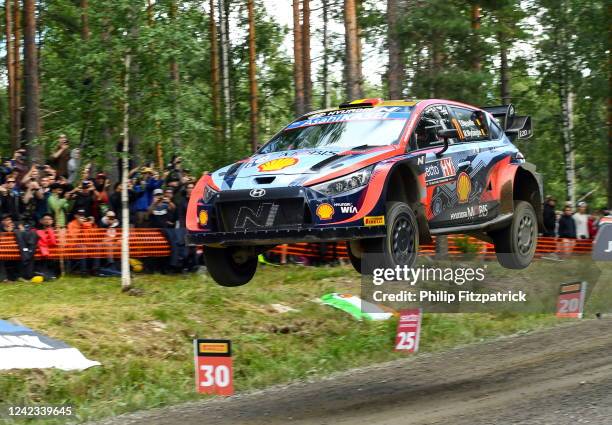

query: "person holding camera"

left=50, top=134, right=70, bottom=178
left=147, top=188, right=176, bottom=229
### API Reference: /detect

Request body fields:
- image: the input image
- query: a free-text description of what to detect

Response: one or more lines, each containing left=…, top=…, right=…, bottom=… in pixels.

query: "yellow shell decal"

left=199, top=210, right=209, bottom=226
left=258, top=157, right=299, bottom=172
left=316, top=203, right=335, bottom=220
left=457, top=172, right=472, bottom=203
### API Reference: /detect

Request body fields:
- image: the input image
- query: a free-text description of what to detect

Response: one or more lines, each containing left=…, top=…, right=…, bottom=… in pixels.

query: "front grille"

left=218, top=198, right=305, bottom=232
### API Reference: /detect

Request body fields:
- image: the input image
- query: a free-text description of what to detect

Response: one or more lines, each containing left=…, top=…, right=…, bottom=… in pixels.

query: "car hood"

left=211, top=146, right=397, bottom=190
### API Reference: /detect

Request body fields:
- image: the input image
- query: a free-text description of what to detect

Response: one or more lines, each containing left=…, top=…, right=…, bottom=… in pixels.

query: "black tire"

left=346, top=241, right=362, bottom=274
left=491, top=200, right=538, bottom=269
left=362, top=202, right=419, bottom=273
left=203, top=246, right=258, bottom=287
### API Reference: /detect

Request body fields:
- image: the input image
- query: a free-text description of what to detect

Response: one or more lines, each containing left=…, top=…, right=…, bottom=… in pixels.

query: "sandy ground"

left=93, top=318, right=612, bottom=425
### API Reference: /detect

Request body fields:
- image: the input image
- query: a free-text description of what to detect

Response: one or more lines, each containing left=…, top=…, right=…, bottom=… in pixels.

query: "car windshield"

left=259, top=106, right=412, bottom=154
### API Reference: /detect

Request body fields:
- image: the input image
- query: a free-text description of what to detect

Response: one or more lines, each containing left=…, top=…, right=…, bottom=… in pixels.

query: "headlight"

left=202, top=185, right=219, bottom=203
left=311, top=166, right=373, bottom=196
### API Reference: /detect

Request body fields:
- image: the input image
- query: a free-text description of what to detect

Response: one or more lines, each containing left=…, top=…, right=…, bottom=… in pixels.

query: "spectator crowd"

left=542, top=196, right=610, bottom=240
left=0, top=136, right=199, bottom=282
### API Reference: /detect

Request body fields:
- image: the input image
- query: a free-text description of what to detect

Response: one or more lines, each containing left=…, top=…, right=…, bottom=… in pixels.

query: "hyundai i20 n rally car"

left=186, top=98, right=540, bottom=286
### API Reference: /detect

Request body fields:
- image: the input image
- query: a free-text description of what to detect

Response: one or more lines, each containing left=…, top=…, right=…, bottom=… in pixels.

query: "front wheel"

left=362, top=202, right=419, bottom=273
left=203, top=246, right=258, bottom=286
left=491, top=200, right=538, bottom=269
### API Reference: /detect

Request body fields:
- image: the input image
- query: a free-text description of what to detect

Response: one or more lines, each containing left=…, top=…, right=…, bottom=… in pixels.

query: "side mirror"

left=435, top=128, right=458, bottom=157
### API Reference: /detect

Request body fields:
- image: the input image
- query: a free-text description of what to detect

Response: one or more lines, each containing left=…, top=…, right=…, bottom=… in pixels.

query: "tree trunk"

left=121, top=52, right=132, bottom=291
left=247, top=0, right=258, bottom=152
left=13, top=0, right=21, bottom=145
left=431, top=39, right=443, bottom=97
left=146, top=0, right=154, bottom=25
left=387, top=0, right=404, bottom=98
left=23, top=0, right=41, bottom=161
left=321, top=0, right=330, bottom=109
left=292, top=0, right=304, bottom=116
left=344, top=0, right=363, bottom=99
left=169, top=0, right=180, bottom=149
left=471, top=3, right=481, bottom=71
left=560, top=83, right=576, bottom=206
left=5, top=0, right=17, bottom=150
left=608, top=2, right=612, bottom=208
left=218, top=0, right=232, bottom=140
left=498, top=31, right=510, bottom=104
left=81, top=0, right=90, bottom=40
left=209, top=0, right=222, bottom=144
left=557, top=0, right=575, bottom=206
left=302, top=0, right=312, bottom=112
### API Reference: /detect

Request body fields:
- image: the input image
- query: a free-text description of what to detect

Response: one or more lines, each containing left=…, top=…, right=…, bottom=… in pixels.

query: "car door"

left=412, top=104, right=477, bottom=228
left=446, top=105, right=498, bottom=225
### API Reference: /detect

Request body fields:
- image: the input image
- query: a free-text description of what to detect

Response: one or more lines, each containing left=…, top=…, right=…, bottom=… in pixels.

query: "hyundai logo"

left=250, top=188, right=266, bottom=198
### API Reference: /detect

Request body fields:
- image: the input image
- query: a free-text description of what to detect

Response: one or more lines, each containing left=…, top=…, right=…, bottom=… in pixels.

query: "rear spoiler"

left=481, top=104, right=532, bottom=141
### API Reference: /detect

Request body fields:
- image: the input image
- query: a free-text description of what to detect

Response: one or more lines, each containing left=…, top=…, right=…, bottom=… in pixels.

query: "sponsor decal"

left=556, top=281, right=587, bottom=319
left=334, top=202, right=358, bottom=214
left=456, top=172, right=472, bottom=203
left=394, top=308, right=422, bottom=353
left=449, top=204, right=488, bottom=221
left=194, top=339, right=233, bottom=396
left=425, top=157, right=456, bottom=186
left=249, top=188, right=266, bottom=197
left=364, top=215, right=385, bottom=226
left=257, top=157, right=299, bottom=172
left=286, top=109, right=411, bottom=130
left=235, top=203, right=279, bottom=228
left=199, top=210, right=209, bottom=226
left=316, top=203, right=335, bottom=220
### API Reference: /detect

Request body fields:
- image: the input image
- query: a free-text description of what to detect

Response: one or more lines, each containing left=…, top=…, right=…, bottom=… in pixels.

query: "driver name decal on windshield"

left=287, top=111, right=411, bottom=130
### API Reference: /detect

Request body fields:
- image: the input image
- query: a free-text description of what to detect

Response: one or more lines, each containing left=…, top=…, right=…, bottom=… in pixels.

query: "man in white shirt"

left=573, top=201, right=590, bottom=239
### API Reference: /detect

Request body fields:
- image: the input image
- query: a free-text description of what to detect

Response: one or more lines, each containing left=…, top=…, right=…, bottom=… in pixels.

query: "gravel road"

left=94, top=318, right=612, bottom=425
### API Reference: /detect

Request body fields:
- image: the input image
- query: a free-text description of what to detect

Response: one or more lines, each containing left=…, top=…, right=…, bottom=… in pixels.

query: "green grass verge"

left=0, top=264, right=576, bottom=423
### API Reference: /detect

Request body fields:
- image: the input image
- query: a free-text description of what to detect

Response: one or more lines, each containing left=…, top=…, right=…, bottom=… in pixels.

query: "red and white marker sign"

left=556, top=281, right=587, bottom=319
left=394, top=308, right=422, bottom=353
left=194, top=339, right=233, bottom=396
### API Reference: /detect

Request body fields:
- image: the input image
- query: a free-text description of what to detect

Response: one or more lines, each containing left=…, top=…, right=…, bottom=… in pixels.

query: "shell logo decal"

left=456, top=172, right=472, bottom=203
left=258, top=157, right=299, bottom=172
left=199, top=210, right=209, bottom=226
left=316, top=203, right=335, bottom=220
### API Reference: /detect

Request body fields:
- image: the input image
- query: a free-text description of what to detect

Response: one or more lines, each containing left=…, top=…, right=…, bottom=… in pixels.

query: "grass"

left=1, top=261, right=600, bottom=424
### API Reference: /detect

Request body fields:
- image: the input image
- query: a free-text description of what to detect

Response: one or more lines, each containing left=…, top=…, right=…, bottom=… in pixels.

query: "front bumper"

left=186, top=225, right=385, bottom=247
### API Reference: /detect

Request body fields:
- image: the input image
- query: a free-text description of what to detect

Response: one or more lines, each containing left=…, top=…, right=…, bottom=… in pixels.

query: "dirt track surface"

left=95, top=319, right=612, bottom=425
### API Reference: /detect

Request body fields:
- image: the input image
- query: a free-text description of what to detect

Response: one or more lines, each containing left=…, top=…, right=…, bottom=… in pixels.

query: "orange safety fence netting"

left=0, top=229, right=171, bottom=260
left=268, top=236, right=595, bottom=260
left=0, top=231, right=594, bottom=261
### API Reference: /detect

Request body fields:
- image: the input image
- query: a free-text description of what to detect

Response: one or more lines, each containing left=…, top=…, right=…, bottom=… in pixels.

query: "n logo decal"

left=234, top=203, right=279, bottom=229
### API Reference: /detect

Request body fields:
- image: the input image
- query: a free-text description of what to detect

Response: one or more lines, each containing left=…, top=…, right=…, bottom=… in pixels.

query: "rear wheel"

left=362, top=202, right=419, bottom=273
left=203, top=246, right=258, bottom=286
left=491, top=200, right=538, bottom=269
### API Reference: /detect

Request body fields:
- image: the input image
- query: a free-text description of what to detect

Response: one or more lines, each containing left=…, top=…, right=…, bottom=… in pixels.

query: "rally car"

left=186, top=98, right=540, bottom=286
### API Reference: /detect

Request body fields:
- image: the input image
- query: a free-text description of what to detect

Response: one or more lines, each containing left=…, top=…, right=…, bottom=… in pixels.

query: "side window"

left=488, top=116, right=503, bottom=140
left=413, top=105, right=455, bottom=150
left=450, top=107, right=489, bottom=142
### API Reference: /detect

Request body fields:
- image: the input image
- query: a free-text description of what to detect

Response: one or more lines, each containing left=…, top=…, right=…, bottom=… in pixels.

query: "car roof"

left=302, top=98, right=480, bottom=119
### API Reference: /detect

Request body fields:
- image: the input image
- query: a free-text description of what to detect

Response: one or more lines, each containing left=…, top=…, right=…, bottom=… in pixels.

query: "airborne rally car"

left=187, top=98, right=540, bottom=286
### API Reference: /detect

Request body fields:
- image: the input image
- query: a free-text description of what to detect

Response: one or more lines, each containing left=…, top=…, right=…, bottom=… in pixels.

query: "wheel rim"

left=517, top=213, right=535, bottom=256
left=392, top=214, right=416, bottom=264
